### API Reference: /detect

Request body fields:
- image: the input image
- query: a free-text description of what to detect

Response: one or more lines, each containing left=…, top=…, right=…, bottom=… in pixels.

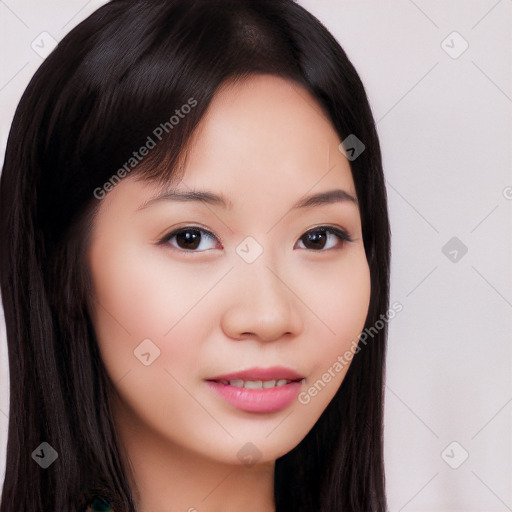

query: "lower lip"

left=206, top=380, right=302, bottom=413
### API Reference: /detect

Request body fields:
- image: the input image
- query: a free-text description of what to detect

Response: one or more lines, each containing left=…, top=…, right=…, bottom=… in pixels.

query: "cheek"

left=295, top=247, right=371, bottom=409
left=87, top=241, right=221, bottom=436
left=89, top=242, right=171, bottom=334
left=301, top=246, right=371, bottom=351
left=329, top=252, right=371, bottom=345
left=87, top=239, right=214, bottom=380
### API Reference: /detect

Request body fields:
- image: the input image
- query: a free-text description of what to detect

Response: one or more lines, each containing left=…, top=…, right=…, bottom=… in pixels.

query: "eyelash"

left=158, top=225, right=353, bottom=254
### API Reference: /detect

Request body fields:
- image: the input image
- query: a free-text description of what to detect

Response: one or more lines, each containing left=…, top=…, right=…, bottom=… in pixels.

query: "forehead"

left=167, top=74, right=355, bottom=195
left=98, top=73, right=357, bottom=220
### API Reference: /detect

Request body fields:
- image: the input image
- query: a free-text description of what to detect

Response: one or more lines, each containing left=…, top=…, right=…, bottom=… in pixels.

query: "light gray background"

left=1, top=1, right=511, bottom=510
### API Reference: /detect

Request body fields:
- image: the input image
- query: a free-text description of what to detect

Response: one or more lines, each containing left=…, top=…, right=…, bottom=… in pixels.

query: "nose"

left=220, top=259, right=304, bottom=343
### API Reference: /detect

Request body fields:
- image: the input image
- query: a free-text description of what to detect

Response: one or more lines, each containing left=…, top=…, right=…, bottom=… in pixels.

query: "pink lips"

left=206, top=366, right=305, bottom=413
left=209, top=366, right=304, bottom=382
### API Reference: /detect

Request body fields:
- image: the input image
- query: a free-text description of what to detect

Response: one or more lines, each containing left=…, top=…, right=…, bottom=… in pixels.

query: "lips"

left=207, top=366, right=305, bottom=382
left=205, top=366, right=305, bottom=413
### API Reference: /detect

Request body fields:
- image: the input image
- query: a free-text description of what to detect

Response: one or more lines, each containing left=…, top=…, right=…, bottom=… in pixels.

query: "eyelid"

left=311, top=226, right=353, bottom=243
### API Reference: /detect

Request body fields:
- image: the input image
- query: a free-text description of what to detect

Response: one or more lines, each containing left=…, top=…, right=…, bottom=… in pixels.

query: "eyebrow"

left=137, top=188, right=358, bottom=211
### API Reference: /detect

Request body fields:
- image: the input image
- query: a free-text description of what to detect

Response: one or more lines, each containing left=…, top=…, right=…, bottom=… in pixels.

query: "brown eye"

left=296, top=226, right=352, bottom=251
left=162, top=227, right=219, bottom=252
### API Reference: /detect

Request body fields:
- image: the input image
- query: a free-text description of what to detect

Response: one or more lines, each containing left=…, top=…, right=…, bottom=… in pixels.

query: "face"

left=87, top=74, right=371, bottom=466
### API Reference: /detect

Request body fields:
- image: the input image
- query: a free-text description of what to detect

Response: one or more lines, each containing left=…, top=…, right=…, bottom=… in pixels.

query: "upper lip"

left=207, top=366, right=305, bottom=382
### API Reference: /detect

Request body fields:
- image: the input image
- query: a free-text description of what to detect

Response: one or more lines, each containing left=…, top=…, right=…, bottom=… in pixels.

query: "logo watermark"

left=298, top=301, right=403, bottom=405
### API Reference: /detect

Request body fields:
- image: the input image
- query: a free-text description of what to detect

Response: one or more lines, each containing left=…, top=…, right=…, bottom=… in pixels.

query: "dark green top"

left=86, top=496, right=113, bottom=511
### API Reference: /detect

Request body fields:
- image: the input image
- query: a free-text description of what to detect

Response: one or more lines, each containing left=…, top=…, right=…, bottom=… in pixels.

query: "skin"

left=87, top=74, right=371, bottom=512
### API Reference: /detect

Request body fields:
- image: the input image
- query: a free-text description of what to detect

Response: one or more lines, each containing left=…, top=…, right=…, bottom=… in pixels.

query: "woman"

left=0, top=1, right=391, bottom=510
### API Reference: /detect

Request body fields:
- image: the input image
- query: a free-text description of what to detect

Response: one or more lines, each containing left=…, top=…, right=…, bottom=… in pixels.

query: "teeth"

left=223, top=379, right=294, bottom=389
left=244, top=380, right=263, bottom=389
